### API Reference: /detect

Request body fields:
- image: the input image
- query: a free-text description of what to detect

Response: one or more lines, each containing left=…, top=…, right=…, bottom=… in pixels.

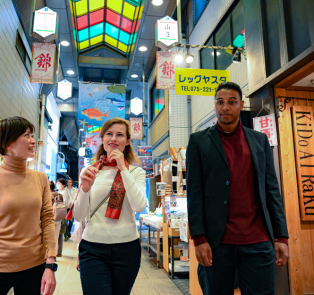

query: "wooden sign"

left=292, top=106, right=314, bottom=221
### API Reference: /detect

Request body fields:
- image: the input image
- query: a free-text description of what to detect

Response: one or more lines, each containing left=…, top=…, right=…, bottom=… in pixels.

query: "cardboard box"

left=170, top=248, right=180, bottom=257
left=169, top=227, right=180, bottom=236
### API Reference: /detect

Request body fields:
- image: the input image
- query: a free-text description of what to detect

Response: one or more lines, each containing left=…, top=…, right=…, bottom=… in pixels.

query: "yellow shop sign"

left=175, top=68, right=230, bottom=96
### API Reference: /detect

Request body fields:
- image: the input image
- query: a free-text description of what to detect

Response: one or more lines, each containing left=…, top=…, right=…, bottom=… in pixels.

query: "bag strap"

left=89, top=167, right=138, bottom=219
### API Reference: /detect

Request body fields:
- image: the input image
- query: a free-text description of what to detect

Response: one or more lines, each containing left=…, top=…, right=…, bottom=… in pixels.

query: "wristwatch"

left=45, top=263, right=58, bottom=272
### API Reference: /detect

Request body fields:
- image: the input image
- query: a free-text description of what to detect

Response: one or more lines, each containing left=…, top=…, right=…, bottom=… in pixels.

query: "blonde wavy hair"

left=94, top=118, right=141, bottom=166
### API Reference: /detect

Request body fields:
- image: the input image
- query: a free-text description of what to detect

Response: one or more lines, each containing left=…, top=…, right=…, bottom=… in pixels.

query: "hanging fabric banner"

left=156, top=51, right=178, bottom=89
left=30, top=42, right=56, bottom=84
left=130, top=117, right=143, bottom=140
left=253, top=113, right=278, bottom=146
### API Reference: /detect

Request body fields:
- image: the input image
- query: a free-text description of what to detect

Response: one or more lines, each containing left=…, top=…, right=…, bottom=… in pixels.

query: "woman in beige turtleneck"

left=0, top=117, right=57, bottom=295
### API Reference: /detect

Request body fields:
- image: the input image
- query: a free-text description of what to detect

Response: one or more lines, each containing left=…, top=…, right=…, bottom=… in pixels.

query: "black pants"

left=0, top=263, right=45, bottom=295
left=65, top=209, right=73, bottom=237
left=79, top=238, right=141, bottom=295
left=198, top=241, right=276, bottom=295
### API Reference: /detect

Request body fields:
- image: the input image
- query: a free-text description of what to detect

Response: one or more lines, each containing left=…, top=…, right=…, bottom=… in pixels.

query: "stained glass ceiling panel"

left=71, top=0, right=145, bottom=55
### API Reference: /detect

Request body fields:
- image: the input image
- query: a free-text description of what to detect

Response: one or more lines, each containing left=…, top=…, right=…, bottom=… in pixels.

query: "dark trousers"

left=65, top=209, right=73, bottom=237
left=0, top=263, right=45, bottom=295
left=79, top=238, right=141, bottom=295
left=66, top=218, right=74, bottom=237
left=198, top=241, right=276, bottom=295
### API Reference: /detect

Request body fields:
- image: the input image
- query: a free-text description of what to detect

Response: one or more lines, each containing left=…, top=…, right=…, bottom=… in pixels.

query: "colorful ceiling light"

left=70, top=0, right=145, bottom=55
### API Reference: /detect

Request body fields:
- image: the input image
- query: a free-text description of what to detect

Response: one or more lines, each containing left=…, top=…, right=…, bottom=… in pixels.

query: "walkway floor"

left=54, top=240, right=183, bottom=295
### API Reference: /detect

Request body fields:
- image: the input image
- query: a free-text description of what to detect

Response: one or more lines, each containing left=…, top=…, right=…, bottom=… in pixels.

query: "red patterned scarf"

left=101, top=155, right=129, bottom=220
left=66, top=155, right=128, bottom=221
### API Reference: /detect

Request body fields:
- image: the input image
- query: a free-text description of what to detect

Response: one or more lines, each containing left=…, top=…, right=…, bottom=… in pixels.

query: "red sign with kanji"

left=30, top=42, right=56, bottom=84
left=253, top=113, right=278, bottom=146
left=156, top=51, right=178, bottom=89
left=130, top=117, right=143, bottom=140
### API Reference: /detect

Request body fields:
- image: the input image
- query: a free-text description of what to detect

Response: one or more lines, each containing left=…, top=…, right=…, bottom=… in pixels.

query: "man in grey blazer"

left=187, top=82, right=289, bottom=295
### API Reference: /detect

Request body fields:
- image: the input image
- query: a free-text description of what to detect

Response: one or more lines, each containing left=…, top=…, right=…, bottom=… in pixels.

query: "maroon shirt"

left=193, top=122, right=287, bottom=246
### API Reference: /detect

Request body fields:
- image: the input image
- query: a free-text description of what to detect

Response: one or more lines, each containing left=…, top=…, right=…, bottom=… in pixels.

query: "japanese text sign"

left=156, top=51, right=178, bottom=89
left=292, top=106, right=314, bottom=221
left=130, top=117, right=143, bottom=140
left=32, top=7, right=58, bottom=42
left=30, top=42, right=56, bottom=84
left=156, top=16, right=178, bottom=50
left=253, top=113, right=278, bottom=146
left=175, top=68, right=230, bottom=96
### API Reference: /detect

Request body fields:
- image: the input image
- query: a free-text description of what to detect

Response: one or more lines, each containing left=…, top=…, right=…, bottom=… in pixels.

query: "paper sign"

left=253, top=113, right=278, bottom=146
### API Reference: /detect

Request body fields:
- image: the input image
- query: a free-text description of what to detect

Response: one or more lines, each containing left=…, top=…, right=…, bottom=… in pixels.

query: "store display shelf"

left=169, top=256, right=181, bottom=260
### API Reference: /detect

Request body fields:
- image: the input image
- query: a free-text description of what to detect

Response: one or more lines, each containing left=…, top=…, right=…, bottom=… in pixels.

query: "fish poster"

left=86, top=133, right=102, bottom=155
left=78, top=83, right=126, bottom=126
left=78, top=83, right=126, bottom=156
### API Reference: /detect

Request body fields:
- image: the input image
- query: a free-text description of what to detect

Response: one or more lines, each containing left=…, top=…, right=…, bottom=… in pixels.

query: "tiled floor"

left=6, top=240, right=183, bottom=295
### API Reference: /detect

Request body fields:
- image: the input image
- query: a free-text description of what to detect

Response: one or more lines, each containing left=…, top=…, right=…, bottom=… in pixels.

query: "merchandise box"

left=169, top=227, right=180, bottom=236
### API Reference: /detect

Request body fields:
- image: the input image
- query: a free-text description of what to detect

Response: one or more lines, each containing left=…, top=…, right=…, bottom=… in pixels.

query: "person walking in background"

left=57, top=178, right=70, bottom=208
left=187, top=82, right=289, bottom=295
left=52, top=192, right=66, bottom=257
left=50, top=181, right=59, bottom=206
left=73, top=118, right=147, bottom=295
left=65, top=178, right=77, bottom=241
left=0, top=117, right=57, bottom=295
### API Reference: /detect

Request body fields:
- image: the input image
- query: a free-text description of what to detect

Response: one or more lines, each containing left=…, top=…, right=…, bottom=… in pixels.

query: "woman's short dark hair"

left=49, top=181, right=55, bottom=191
left=57, top=178, right=67, bottom=186
left=215, top=82, right=243, bottom=100
left=0, top=117, right=35, bottom=155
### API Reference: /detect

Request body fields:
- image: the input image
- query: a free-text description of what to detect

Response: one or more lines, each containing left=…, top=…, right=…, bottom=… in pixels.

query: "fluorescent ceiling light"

left=61, top=41, right=70, bottom=46
left=131, top=74, right=138, bottom=78
left=139, top=46, right=147, bottom=52
left=67, top=70, right=75, bottom=75
left=152, top=0, right=163, bottom=5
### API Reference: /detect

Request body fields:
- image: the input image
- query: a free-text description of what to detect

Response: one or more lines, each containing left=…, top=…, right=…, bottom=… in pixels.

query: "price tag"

left=172, top=163, right=178, bottom=167
left=172, top=176, right=179, bottom=182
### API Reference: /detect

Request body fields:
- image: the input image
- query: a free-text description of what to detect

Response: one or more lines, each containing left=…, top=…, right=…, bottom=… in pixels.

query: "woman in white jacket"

left=73, top=118, right=147, bottom=295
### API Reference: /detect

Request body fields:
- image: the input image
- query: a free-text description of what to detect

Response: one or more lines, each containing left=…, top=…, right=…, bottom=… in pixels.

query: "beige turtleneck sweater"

left=0, top=156, right=56, bottom=273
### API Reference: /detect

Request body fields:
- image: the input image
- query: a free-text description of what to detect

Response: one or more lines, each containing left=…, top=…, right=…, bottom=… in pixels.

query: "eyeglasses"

left=214, top=99, right=239, bottom=107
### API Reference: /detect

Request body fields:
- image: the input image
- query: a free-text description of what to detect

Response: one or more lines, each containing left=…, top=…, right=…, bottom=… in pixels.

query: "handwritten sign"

left=292, top=106, right=314, bottom=221
left=253, top=114, right=278, bottom=146
left=175, top=68, right=229, bottom=96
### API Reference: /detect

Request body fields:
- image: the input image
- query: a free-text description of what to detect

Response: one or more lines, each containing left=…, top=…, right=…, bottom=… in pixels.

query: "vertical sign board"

left=130, top=117, right=143, bottom=140
left=292, top=106, right=314, bottom=221
left=156, top=51, right=177, bottom=89
left=253, top=114, right=278, bottom=146
left=30, top=43, right=56, bottom=84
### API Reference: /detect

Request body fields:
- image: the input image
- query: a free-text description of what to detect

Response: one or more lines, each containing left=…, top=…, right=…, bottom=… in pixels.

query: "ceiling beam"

left=78, top=56, right=129, bottom=69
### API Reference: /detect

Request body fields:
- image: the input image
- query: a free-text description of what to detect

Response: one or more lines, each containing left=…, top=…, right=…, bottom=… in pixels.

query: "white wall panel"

left=0, top=0, right=40, bottom=128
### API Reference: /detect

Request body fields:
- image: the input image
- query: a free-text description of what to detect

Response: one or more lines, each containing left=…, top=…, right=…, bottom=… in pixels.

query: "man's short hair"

left=215, top=82, right=243, bottom=100
left=67, top=178, right=73, bottom=183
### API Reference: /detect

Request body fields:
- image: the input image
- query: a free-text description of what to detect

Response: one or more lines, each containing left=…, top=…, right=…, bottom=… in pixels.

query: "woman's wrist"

left=46, top=257, right=56, bottom=263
